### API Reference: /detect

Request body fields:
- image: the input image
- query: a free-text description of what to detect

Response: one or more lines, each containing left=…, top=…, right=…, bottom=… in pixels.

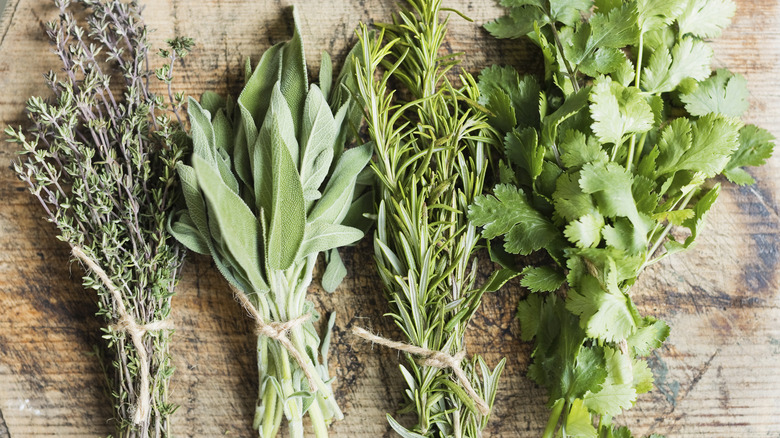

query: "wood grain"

left=0, top=0, right=778, bottom=436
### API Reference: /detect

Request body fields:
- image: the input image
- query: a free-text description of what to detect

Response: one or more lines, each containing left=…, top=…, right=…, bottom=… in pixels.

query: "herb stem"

left=626, top=32, right=646, bottom=171
left=543, top=398, right=565, bottom=438
left=549, top=22, right=580, bottom=93
left=645, top=188, right=696, bottom=264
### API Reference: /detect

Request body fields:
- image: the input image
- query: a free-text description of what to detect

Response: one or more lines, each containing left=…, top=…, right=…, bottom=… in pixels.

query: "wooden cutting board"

left=0, top=0, right=778, bottom=436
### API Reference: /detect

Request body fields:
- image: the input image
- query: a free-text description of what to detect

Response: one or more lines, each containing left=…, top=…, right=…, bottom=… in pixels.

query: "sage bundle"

left=169, top=9, right=370, bottom=438
left=350, top=0, right=507, bottom=436
left=7, top=0, right=192, bottom=436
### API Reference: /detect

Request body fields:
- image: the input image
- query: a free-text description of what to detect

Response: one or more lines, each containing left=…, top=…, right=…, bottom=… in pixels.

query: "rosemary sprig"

left=351, top=1, right=506, bottom=436
left=6, top=1, right=192, bottom=436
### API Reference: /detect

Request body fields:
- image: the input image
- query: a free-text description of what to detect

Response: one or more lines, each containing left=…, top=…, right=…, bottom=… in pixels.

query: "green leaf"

left=680, top=69, right=749, bottom=117
left=566, top=273, right=636, bottom=343
left=579, top=162, right=650, bottom=243
left=322, top=248, right=347, bottom=293
left=239, top=43, right=284, bottom=132
left=280, top=7, right=309, bottom=135
left=188, top=98, right=217, bottom=166
left=549, top=0, right=593, bottom=26
left=481, top=268, right=521, bottom=293
left=641, top=38, right=713, bottom=94
left=520, top=266, right=566, bottom=292
left=319, top=50, right=333, bottom=99
left=299, top=84, right=337, bottom=200
left=670, top=114, right=741, bottom=177
left=627, top=318, right=669, bottom=356
left=484, top=6, right=546, bottom=39
left=192, top=155, right=267, bottom=291
left=569, top=346, right=608, bottom=401
left=265, top=114, right=306, bottom=271
left=296, top=222, right=363, bottom=259
left=387, top=414, right=427, bottom=438
left=565, top=399, right=597, bottom=438
left=553, top=171, right=599, bottom=222
left=655, top=117, right=693, bottom=175
left=478, top=66, right=541, bottom=131
left=505, top=128, right=543, bottom=183
left=681, top=184, right=720, bottom=247
left=590, top=76, right=653, bottom=145
left=588, top=3, right=638, bottom=50
left=516, top=292, right=544, bottom=341
left=633, top=358, right=654, bottom=394
left=723, top=124, right=775, bottom=185
left=636, top=0, right=686, bottom=33
left=169, top=211, right=209, bottom=255
left=677, top=0, right=736, bottom=38
left=564, top=213, right=605, bottom=248
left=309, top=143, right=373, bottom=224
left=200, top=90, right=226, bottom=114
left=583, top=347, right=637, bottom=416
left=542, top=86, right=591, bottom=149
left=469, top=184, right=561, bottom=255
left=559, top=130, right=608, bottom=169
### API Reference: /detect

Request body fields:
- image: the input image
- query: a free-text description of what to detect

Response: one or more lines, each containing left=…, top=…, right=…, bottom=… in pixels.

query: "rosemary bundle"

left=7, top=0, right=192, bottom=436
left=169, top=9, right=369, bottom=438
left=351, top=1, right=507, bottom=436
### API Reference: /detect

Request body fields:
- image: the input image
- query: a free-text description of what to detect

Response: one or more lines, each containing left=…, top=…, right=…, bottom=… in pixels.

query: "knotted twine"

left=351, top=326, right=490, bottom=416
left=228, top=284, right=317, bottom=390
left=71, top=246, right=174, bottom=425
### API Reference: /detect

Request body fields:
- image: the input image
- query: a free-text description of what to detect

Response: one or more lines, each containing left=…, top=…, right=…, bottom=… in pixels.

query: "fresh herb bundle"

left=469, top=0, right=775, bottom=436
left=168, top=9, right=370, bottom=438
left=6, top=0, right=192, bottom=436
left=351, top=1, right=507, bottom=436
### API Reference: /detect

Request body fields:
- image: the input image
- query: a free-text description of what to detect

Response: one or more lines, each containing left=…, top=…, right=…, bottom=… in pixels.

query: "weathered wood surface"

left=0, top=0, right=778, bottom=436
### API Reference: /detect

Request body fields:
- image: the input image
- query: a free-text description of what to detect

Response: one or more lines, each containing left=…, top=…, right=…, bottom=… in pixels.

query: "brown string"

left=351, top=326, right=490, bottom=416
left=71, top=246, right=173, bottom=425
left=229, top=285, right=317, bottom=390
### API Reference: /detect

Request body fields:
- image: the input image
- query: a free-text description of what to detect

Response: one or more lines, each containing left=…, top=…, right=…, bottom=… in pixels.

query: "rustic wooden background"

left=0, top=0, right=778, bottom=436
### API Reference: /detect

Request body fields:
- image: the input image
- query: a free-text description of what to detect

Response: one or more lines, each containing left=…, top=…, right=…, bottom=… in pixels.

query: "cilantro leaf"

left=627, top=317, right=670, bottom=356
left=670, top=113, right=741, bottom=177
left=469, top=184, right=561, bottom=255
left=583, top=347, right=637, bottom=416
left=484, top=6, right=546, bottom=39
left=723, top=125, right=776, bottom=185
left=564, top=213, right=605, bottom=248
left=636, top=0, right=686, bottom=33
left=566, top=273, right=637, bottom=343
left=520, top=265, right=566, bottom=292
left=642, top=38, right=713, bottom=93
left=680, top=69, right=749, bottom=117
left=677, top=0, right=736, bottom=39
left=565, top=399, right=598, bottom=438
left=590, top=76, right=654, bottom=145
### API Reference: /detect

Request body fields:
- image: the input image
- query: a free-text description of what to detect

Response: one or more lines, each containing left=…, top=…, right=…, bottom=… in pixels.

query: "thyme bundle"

left=351, top=1, right=507, bottom=436
left=169, top=9, right=369, bottom=438
left=6, top=0, right=192, bottom=436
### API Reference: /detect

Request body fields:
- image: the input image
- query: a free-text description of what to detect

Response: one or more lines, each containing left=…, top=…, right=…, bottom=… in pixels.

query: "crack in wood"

left=0, top=0, right=20, bottom=48
left=0, top=405, right=10, bottom=438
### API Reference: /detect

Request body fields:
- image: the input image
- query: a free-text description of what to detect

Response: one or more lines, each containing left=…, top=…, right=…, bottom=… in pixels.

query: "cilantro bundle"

left=7, top=0, right=192, bottom=435
left=351, top=0, right=506, bottom=436
left=469, top=0, right=775, bottom=436
left=169, top=9, right=369, bottom=438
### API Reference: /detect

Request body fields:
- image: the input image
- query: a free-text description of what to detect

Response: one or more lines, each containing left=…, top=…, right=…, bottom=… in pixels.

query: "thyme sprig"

left=351, top=1, right=507, bottom=436
left=6, top=1, right=192, bottom=436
